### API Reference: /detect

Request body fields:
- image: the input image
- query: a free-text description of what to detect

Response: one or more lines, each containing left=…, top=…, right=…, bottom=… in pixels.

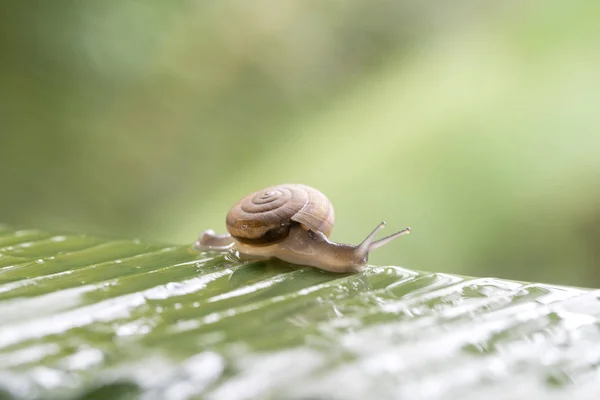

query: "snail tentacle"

left=368, top=226, right=412, bottom=251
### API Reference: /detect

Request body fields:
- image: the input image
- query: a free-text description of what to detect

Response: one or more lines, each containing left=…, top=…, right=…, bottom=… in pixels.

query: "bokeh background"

left=1, top=1, right=599, bottom=288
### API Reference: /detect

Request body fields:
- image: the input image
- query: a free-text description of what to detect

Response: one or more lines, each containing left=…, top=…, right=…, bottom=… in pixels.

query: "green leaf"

left=0, top=226, right=599, bottom=400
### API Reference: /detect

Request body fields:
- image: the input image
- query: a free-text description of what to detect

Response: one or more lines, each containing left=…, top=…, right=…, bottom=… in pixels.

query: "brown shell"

left=226, top=184, right=335, bottom=245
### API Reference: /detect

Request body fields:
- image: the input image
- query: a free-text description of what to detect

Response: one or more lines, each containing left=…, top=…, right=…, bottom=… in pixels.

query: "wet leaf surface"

left=0, top=227, right=599, bottom=399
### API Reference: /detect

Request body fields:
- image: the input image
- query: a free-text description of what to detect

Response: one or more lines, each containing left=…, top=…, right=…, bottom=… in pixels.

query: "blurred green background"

left=1, top=1, right=599, bottom=287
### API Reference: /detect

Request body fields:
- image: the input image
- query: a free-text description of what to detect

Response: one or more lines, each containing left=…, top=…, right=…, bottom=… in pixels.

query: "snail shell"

left=226, top=184, right=334, bottom=245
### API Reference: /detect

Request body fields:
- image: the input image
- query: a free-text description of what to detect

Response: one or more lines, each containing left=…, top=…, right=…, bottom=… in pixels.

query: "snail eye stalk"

left=356, top=222, right=411, bottom=258
left=369, top=226, right=411, bottom=251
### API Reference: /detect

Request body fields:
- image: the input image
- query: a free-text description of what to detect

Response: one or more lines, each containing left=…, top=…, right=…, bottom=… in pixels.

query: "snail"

left=194, top=184, right=411, bottom=273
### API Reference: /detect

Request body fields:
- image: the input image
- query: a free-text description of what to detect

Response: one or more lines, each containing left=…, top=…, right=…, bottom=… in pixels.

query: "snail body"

left=195, top=184, right=410, bottom=273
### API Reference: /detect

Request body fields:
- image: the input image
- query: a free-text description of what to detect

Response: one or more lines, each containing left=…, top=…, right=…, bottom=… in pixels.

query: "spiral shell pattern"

left=226, top=184, right=334, bottom=245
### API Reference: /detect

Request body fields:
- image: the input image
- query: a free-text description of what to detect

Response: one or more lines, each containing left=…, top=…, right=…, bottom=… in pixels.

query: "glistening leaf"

left=0, top=226, right=599, bottom=400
